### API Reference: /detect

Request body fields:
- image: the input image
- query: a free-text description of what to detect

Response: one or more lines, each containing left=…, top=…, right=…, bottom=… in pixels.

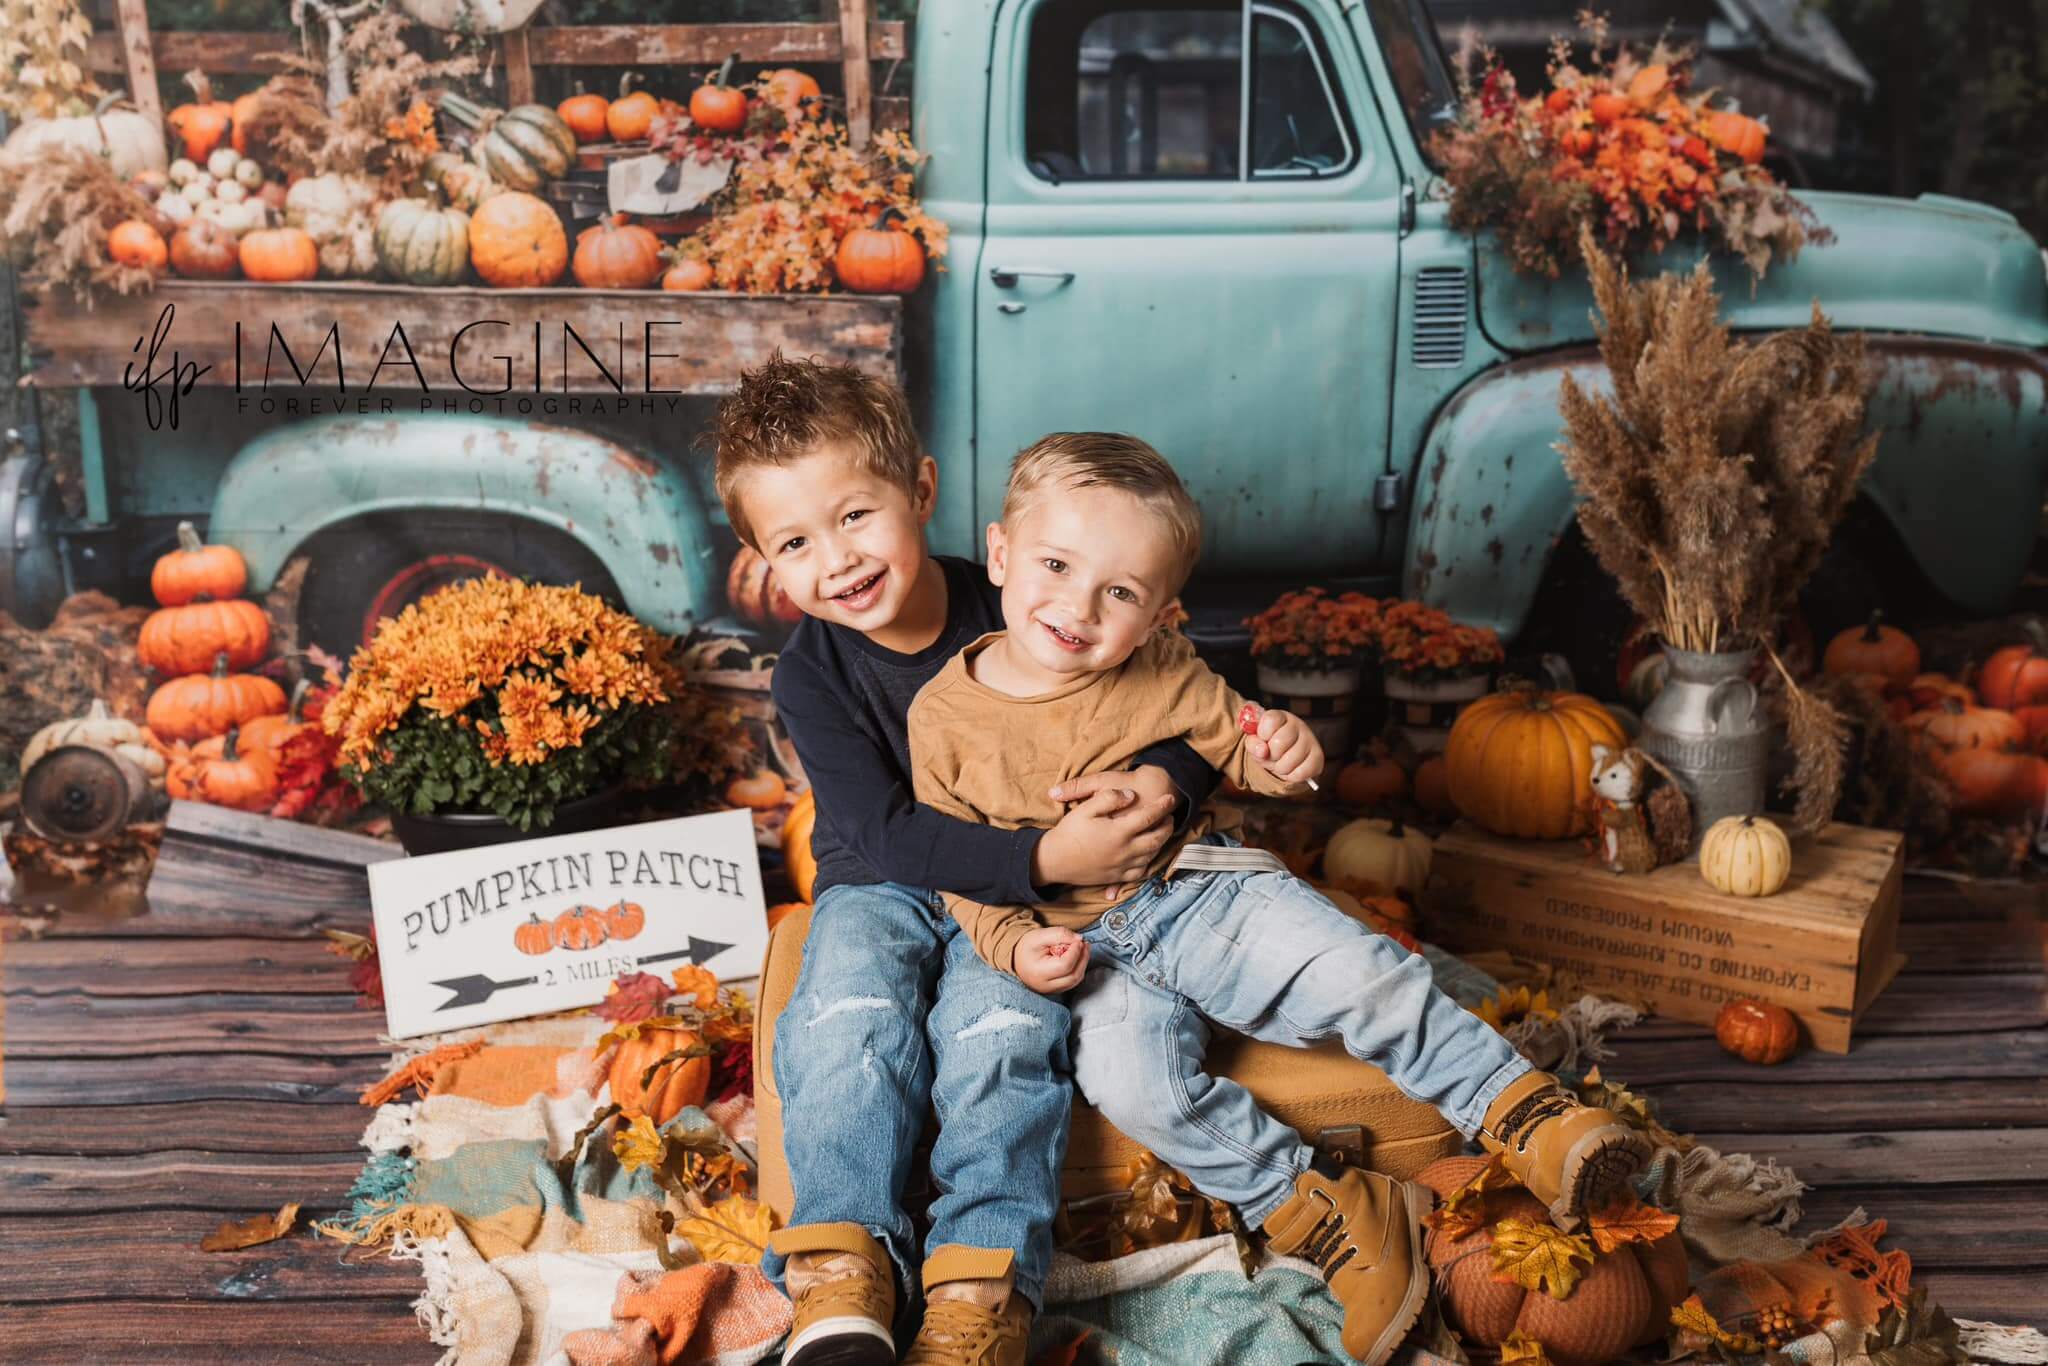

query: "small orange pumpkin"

left=662, top=257, right=714, bottom=291
left=1936, top=745, right=2048, bottom=816
left=1335, top=747, right=1406, bottom=807
left=726, top=545, right=801, bottom=625
left=237, top=678, right=312, bottom=758
left=1978, top=624, right=2048, bottom=711
left=1705, top=109, right=1767, bottom=164
left=238, top=226, right=320, bottom=282
left=761, top=68, right=822, bottom=114
left=1715, top=998, right=1799, bottom=1065
left=608, top=1025, right=711, bottom=1124
left=151, top=521, right=247, bottom=606
left=1445, top=687, right=1627, bottom=839
left=230, top=89, right=264, bottom=155
left=468, top=192, right=568, bottom=287
left=607, top=73, right=660, bottom=142
left=553, top=904, right=611, bottom=950
left=1909, top=699, right=2025, bottom=754
left=513, top=913, right=557, bottom=956
left=558, top=85, right=612, bottom=144
left=139, top=599, right=272, bottom=676
left=783, top=789, right=817, bottom=901
left=1900, top=672, right=1974, bottom=712
left=109, top=220, right=169, bottom=270
left=688, top=60, right=748, bottom=134
left=1823, top=611, right=1919, bottom=686
left=1588, top=92, right=1629, bottom=125
left=168, top=70, right=233, bottom=162
left=834, top=211, right=926, bottom=294
left=766, top=900, right=805, bottom=933
left=572, top=213, right=665, bottom=290
left=166, top=726, right=279, bottom=811
left=170, top=218, right=243, bottom=279
left=725, top=769, right=788, bottom=811
left=1411, top=754, right=1455, bottom=818
left=145, top=652, right=287, bottom=743
left=603, top=899, right=646, bottom=941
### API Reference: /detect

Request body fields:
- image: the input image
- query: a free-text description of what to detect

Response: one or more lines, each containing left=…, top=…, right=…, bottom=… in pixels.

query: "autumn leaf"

left=1427, top=1153, right=1520, bottom=1240
left=201, top=1203, right=300, bottom=1252
left=676, top=1195, right=776, bottom=1264
left=321, top=928, right=376, bottom=962
left=670, top=964, right=720, bottom=1009
left=1500, top=1330, right=1554, bottom=1366
left=1490, top=1218, right=1594, bottom=1299
left=596, top=972, right=674, bottom=1025
left=612, top=1114, right=666, bottom=1173
left=1671, top=1294, right=1764, bottom=1353
left=1586, top=1198, right=1680, bottom=1253
left=593, top=1014, right=688, bottom=1056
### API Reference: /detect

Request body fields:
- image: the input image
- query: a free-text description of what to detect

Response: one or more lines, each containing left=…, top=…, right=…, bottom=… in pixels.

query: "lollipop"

left=1237, top=702, right=1319, bottom=792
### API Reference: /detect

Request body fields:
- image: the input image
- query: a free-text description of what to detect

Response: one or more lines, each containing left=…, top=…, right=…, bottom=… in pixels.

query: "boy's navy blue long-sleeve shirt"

left=771, top=555, right=1221, bottom=905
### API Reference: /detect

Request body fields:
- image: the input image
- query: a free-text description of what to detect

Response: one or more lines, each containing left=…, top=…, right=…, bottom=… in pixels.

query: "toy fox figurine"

left=1588, top=744, right=1692, bottom=874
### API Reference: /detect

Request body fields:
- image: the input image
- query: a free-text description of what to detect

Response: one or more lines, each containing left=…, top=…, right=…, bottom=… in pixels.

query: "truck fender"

left=208, top=414, right=719, bottom=636
left=1405, top=340, right=2048, bottom=639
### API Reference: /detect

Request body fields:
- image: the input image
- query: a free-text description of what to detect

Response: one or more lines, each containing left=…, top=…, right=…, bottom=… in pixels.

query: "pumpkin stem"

left=184, top=70, right=213, bottom=105
left=93, top=91, right=129, bottom=118
left=2022, top=617, right=2048, bottom=655
left=618, top=71, right=641, bottom=100
left=1861, top=609, right=1885, bottom=643
left=221, top=726, right=241, bottom=762
left=175, top=520, right=206, bottom=556
left=713, top=52, right=737, bottom=89
left=211, top=650, right=230, bottom=679
left=285, top=677, right=310, bottom=724
left=88, top=698, right=112, bottom=721
left=1386, top=818, right=1406, bottom=838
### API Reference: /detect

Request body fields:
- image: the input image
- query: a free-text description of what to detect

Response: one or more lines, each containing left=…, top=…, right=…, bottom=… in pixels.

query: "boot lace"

left=1488, top=1087, right=1576, bottom=1154
left=904, top=1300, right=1007, bottom=1364
left=1295, top=1189, right=1360, bottom=1279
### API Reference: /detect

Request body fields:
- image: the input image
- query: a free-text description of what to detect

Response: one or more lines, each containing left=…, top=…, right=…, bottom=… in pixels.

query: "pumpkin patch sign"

left=367, top=808, right=767, bottom=1038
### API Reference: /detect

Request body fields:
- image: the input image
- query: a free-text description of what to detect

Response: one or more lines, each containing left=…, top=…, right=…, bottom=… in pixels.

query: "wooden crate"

left=1425, top=822, right=1906, bottom=1053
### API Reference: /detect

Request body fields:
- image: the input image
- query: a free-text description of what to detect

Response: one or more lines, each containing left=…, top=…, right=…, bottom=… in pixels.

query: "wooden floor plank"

left=38, top=838, right=373, bottom=940
left=1600, top=1027, right=2046, bottom=1084
left=2, top=1054, right=383, bottom=1106
left=1914, top=1270, right=2048, bottom=1324
left=0, top=1102, right=372, bottom=1157
left=1645, top=1079, right=2048, bottom=1134
left=3, top=938, right=360, bottom=998
left=0, top=1210, right=423, bottom=1301
left=1613, top=972, right=2047, bottom=1040
left=1688, top=1128, right=2048, bottom=1186
left=5, top=992, right=390, bottom=1057
left=1899, top=918, right=2048, bottom=974
left=0, top=1152, right=368, bottom=1214
left=1795, top=1187, right=2048, bottom=1269
left=0, top=1301, right=429, bottom=1364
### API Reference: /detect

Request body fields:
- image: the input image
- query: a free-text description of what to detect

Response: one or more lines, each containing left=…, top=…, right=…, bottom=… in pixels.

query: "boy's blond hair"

left=712, top=351, right=924, bottom=546
left=1003, top=432, right=1203, bottom=589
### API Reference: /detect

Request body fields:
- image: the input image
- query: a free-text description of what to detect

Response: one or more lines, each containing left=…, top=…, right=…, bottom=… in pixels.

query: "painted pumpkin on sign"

left=553, top=903, right=611, bottom=950
left=603, top=899, right=646, bottom=941
left=513, top=914, right=557, bottom=955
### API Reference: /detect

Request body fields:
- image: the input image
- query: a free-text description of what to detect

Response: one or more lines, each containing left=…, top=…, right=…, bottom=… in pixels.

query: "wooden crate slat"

left=0, top=1151, right=369, bottom=1214
left=112, top=0, right=164, bottom=132
left=0, top=1301, right=426, bottom=1364
left=0, top=1102, right=373, bottom=1157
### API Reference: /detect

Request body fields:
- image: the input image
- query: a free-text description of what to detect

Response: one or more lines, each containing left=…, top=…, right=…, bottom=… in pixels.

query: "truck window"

left=1359, top=0, right=1458, bottom=165
left=1025, top=0, right=1356, bottom=182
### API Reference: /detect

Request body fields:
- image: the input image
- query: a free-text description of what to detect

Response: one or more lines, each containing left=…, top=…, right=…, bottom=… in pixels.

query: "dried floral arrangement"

left=322, top=577, right=680, bottom=830
left=1246, top=587, right=1503, bottom=681
left=1433, top=12, right=1827, bottom=279
left=1556, top=229, right=1876, bottom=830
left=0, top=148, right=159, bottom=302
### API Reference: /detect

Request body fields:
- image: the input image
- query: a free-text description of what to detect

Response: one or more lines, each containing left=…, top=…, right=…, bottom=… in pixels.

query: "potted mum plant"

left=322, top=577, right=679, bottom=855
left=1245, top=589, right=1382, bottom=755
left=1377, top=601, right=1506, bottom=753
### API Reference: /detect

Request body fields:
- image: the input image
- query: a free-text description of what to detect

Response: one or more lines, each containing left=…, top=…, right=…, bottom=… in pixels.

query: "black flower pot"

left=389, top=786, right=626, bottom=857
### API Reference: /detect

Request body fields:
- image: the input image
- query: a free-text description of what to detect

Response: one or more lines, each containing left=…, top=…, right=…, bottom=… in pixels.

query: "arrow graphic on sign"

left=431, top=936, right=736, bottom=1012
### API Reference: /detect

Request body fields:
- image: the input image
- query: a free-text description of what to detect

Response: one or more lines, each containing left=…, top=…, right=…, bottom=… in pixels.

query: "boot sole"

left=1552, top=1127, right=1654, bottom=1229
left=784, top=1323, right=896, bottom=1366
left=1351, top=1183, right=1436, bottom=1366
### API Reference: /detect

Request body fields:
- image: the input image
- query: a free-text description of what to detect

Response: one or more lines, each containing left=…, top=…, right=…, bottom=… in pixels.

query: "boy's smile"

left=738, top=445, right=946, bottom=652
left=981, top=486, right=1182, bottom=694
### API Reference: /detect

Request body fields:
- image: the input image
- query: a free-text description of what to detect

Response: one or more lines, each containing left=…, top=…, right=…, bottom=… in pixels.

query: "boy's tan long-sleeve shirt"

left=907, top=629, right=1304, bottom=976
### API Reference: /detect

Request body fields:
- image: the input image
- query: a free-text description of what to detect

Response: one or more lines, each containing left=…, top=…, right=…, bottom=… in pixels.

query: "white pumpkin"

left=234, top=158, right=265, bottom=189
left=1698, top=815, right=1792, bottom=898
left=206, top=146, right=241, bottom=179
left=285, top=173, right=382, bottom=278
left=168, top=157, right=201, bottom=186
left=0, top=94, right=168, bottom=182
left=157, top=191, right=196, bottom=225
left=215, top=180, right=247, bottom=204
left=180, top=175, right=214, bottom=205
left=22, top=700, right=167, bottom=789
left=1323, top=817, right=1434, bottom=897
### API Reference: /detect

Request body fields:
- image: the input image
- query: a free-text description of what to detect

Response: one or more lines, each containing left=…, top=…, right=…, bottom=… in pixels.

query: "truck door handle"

left=988, top=267, right=1076, bottom=288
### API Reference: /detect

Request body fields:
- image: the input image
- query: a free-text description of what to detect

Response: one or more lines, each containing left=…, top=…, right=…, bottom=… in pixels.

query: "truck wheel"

left=297, top=517, right=623, bottom=658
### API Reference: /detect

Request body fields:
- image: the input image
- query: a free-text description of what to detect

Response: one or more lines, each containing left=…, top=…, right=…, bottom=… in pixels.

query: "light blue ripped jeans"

left=762, top=881, right=1072, bottom=1313
left=1070, top=845, right=1530, bottom=1228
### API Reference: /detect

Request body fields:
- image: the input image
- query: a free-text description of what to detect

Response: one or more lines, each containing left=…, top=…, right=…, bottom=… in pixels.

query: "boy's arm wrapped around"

left=1146, top=630, right=1320, bottom=798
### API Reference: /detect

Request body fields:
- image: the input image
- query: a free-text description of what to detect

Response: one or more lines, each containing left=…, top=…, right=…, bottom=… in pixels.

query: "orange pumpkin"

left=1705, top=109, right=1767, bottom=164
left=1936, top=745, right=2048, bottom=816
left=170, top=218, right=242, bottom=279
left=1977, top=626, right=2048, bottom=710
left=688, top=71, right=748, bottom=134
left=761, top=68, right=822, bottom=114
left=558, top=86, right=612, bottom=144
left=166, top=726, right=279, bottom=811
left=608, top=1025, right=710, bottom=1124
left=607, top=74, right=659, bottom=142
left=230, top=89, right=264, bottom=155
left=834, top=212, right=926, bottom=294
left=572, top=214, right=665, bottom=289
left=725, top=769, right=788, bottom=811
left=1823, top=611, right=1919, bottom=686
left=726, top=545, right=801, bottom=625
left=168, top=71, right=233, bottom=162
left=662, top=258, right=714, bottom=291
left=109, top=220, right=168, bottom=270
left=1901, top=672, right=1974, bottom=712
left=1625, top=64, right=1669, bottom=105
left=238, top=226, right=320, bottom=283
left=1909, top=699, right=2025, bottom=754
left=468, top=192, right=568, bottom=287
left=1420, top=1156, right=1688, bottom=1365
left=783, top=789, right=817, bottom=901
left=1715, top=998, right=1799, bottom=1064
left=553, top=904, right=611, bottom=950
left=513, top=913, right=557, bottom=956
left=151, top=521, right=247, bottom=605
left=139, top=599, right=271, bottom=676
left=1445, top=687, right=1626, bottom=839
left=1335, top=748, right=1406, bottom=807
left=146, top=654, right=287, bottom=743
left=238, top=678, right=312, bottom=758
left=1412, top=754, right=1455, bottom=818
left=1588, top=92, right=1629, bottom=125
left=766, top=900, right=805, bottom=933
left=603, top=899, right=646, bottom=941
left=2016, top=704, right=2048, bottom=754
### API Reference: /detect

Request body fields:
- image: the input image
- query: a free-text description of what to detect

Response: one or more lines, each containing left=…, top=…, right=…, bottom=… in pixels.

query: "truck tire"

left=296, top=516, right=623, bottom=658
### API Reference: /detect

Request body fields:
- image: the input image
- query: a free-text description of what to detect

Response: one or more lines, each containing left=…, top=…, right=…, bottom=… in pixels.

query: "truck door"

left=974, top=0, right=1403, bottom=578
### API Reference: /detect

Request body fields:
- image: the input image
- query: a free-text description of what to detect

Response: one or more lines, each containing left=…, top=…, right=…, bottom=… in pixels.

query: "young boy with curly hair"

left=906, top=433, right=1653, bottom=1365
left=713, top=358, right=1219, bottom=1366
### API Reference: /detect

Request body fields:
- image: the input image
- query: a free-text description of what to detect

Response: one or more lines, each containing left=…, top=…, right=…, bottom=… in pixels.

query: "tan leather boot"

left=1262, top=1159, right=1433, bottom=1365
left=1478, top=1070, right=1651, bottom=1229
left=902, top=1246, right=1031, bottom=1366
left=769, top=1223, right=897, bottom=1366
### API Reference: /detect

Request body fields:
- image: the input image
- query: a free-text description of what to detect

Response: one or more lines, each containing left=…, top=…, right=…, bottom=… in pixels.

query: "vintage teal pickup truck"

left=10, top=0, right=2048, bottom=688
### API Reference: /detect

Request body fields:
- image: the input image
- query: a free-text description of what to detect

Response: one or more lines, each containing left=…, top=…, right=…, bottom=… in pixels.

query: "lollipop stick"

left=1236, top=702, right=1320, bottom=791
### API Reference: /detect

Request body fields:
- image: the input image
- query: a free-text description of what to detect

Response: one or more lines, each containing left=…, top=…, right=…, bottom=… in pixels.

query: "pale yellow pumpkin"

left=1698, top=815, right=1791, bottom=897
left=21, top=699, right=167, bottom=788
left=1322, top=817, right=1433, bottom=897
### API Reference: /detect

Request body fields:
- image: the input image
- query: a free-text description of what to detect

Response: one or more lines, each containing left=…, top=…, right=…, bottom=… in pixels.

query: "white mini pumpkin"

left=206, top=146, right=241, bottom=179
left=22, top=700, right=167, bottom=789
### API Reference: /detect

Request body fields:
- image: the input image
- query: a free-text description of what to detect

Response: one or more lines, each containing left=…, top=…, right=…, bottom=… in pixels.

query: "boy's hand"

left=1248, top=708, right=1325, bottom=786
left=1014, top=926, right=1089, bottom=994
left=1034, top=769, right=1177, bottom=891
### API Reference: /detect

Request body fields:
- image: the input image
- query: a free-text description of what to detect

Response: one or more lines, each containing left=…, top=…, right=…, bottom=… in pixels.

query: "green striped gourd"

left=375, top=197, right=471, bottom=285
left=422, top=151, right=500, bottom=213
left=438, top=94, right=575, bottom=193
